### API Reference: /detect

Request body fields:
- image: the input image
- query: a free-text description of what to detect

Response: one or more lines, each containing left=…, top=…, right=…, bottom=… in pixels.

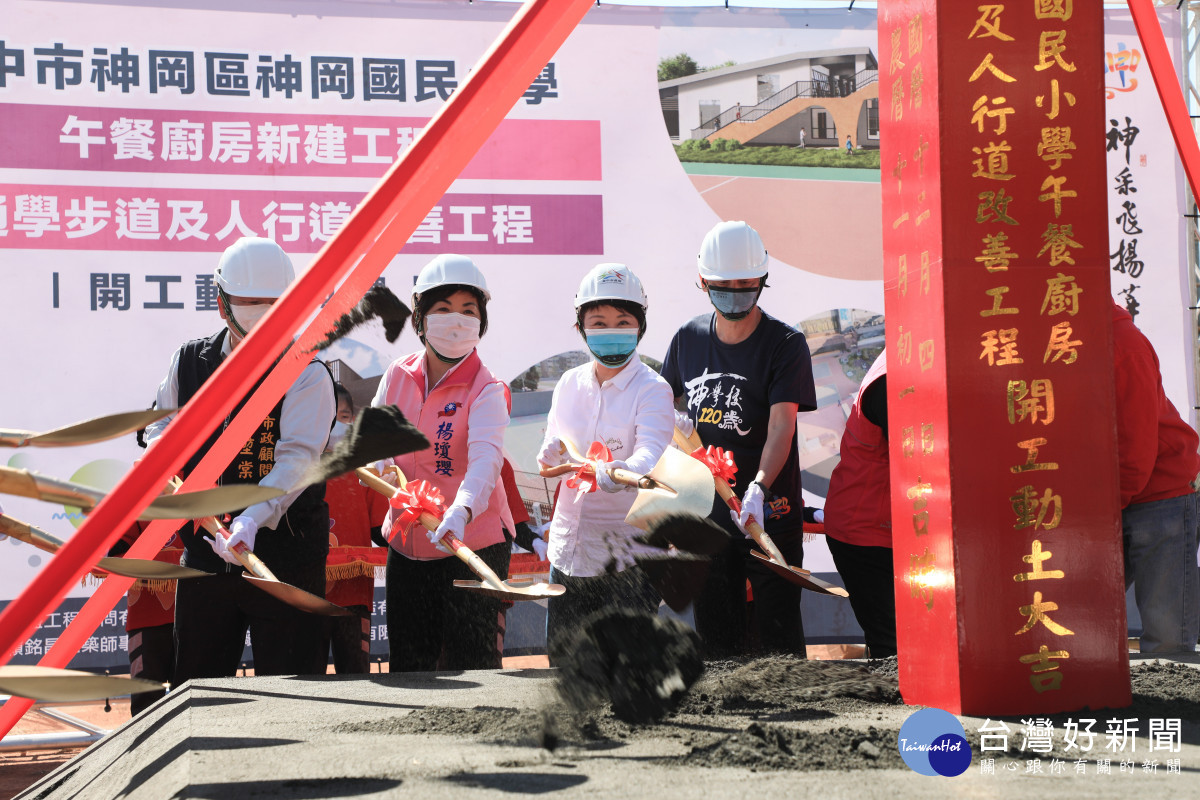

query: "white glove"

left=731, top=482, right=765, bottom=538
left=814, top=508, right=825, bottom=524
left=674, top=410, right=695, bottom=438
left=431, top=504, right=470, bottom=546
left=596, top=460, right=629, bottom=493
left=531, top=537, right=548, bottom=560
left=361, top=459, right=398, bottom=488
left=538, top=436, right=566, bottom=468
left=210, top=515, right=257, bottom=565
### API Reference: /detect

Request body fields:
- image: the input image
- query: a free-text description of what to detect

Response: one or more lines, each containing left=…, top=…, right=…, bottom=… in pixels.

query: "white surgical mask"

left=228, top=303, right=271, bottom=340
left=326, top=420, right=349, bottom=452
left=424, top=312, right=480, bottom=362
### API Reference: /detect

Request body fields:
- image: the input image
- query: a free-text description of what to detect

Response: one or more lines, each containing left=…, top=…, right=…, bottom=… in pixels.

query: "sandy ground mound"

left=677, top=722, right=905, bottom=771
left=14, top=655, right=1200, bottom=799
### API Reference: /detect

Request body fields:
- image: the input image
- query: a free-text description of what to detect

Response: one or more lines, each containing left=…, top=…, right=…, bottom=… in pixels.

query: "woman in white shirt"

left=537, top=264, right=674, bottom=661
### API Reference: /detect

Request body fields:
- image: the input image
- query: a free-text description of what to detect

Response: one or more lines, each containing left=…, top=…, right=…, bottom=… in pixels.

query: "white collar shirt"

left=543, top=355, right=674, bottom=577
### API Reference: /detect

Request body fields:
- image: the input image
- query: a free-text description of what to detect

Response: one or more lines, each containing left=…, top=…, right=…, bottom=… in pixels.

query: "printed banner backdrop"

left=0, top=1, right=1189, bottom=666
left=1103, top=10, right=1192, bottom=411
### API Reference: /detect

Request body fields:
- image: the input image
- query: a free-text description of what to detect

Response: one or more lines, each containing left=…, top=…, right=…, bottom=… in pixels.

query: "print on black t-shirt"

left=661, top=312, right=817, bottom=535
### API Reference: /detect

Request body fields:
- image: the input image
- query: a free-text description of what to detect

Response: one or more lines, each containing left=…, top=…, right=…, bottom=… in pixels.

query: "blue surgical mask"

left=707, top=285, right=762, bottom=321
left=584, top=329, right=639, bottom=368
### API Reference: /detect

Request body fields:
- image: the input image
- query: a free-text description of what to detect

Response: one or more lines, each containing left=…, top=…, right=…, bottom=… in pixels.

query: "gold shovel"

left=192, top=513, right=352, bottom=617
left=0, top=408, right=174, bottom=448
left=0, top=513, right=208, bottom=581
left=673, top=427, right=848, bottom=598
left=0, top=465, right=284, bottom=521
left=0, top=665, right=166, bottom=703
left=356, top=467, right=564, bottom=603
left=537, top=437, right=715, bottom=527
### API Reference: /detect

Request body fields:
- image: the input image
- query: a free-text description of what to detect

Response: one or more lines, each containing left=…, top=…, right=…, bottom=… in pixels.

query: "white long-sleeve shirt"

left=542, top=355, right=674, bottom=577
left=370, top=354, right=507, bottom=522
left=146, top=333, right=336, bottom=530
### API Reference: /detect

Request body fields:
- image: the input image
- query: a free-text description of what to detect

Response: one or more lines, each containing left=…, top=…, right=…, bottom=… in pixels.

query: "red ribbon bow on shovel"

left=388, top=479, right=446, bottom=545
left=689, top=444, right=739, bottom=497
left=565, top=441, right=613, bottom=496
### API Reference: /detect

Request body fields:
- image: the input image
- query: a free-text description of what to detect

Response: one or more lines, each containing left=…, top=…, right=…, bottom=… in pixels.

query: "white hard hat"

left=413, top=254, right=490, bottom=301
left=574, top=263, right=648, bottom=310
left=214, top=237, right=295, bottom=299
left=697, top=221, right=769, bottom=281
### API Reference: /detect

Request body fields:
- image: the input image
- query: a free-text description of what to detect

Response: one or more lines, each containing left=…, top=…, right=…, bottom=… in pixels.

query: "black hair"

left=412, top=283, right=489, bottom=340
left=576, top=298, right=647, bottom=341
left=333, top=382, right=354, bottom=414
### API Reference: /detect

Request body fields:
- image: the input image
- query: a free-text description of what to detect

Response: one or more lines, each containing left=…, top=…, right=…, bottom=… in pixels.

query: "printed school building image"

left=659, top=47, right=880, bottom=149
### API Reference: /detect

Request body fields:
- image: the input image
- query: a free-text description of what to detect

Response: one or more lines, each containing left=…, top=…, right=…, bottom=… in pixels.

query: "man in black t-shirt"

left=661, top=221, right=817, bottom=656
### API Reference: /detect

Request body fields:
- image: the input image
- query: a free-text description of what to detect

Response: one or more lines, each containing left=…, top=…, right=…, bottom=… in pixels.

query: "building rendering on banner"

left=659, top=46, right=880, bottom=148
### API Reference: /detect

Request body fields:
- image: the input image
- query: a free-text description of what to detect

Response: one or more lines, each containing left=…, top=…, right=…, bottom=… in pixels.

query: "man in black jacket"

left=145, top=237, right=336, bottom=683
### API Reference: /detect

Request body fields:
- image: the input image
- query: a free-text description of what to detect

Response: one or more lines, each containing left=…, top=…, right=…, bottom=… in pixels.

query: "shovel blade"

left=243, top=575, right=353, bottom=616
left=625, top=448, right=715, bottom=532
left=142, top=483, right=284, bottom=520
left=11, top=408, right=174, bottom=448
left=452, top=579, right=565, bottom=602
left=0, top=666, right=165, bottom=702
left=96, top=557, right=210, bottom=581
left=750, top=551, right=849, bottom=597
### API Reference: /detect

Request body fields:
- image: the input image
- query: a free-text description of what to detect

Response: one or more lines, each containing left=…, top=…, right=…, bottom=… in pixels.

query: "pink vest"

left=378, top=350, right=513, bottom=560
left=824, top=353, right=892, bottom=548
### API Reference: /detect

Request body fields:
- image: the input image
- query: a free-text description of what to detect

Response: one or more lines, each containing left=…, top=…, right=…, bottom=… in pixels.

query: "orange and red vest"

left=824, top=353, right=892, bottom=549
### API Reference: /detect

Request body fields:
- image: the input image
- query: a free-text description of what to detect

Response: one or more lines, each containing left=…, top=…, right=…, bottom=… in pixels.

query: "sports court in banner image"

left=1, top=1, right=1200, bottom=798
left=686, top=165, right=883, bottom=282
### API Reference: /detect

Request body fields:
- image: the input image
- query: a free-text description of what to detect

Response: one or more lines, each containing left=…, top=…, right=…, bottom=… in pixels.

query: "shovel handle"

left=538, top=462, right=575, bottom=479
left=538, top=459, right=647, bottom=488
left=724, top=478, right=809, bottom=574
left=353, top=467, right=504, bottom=589
left=0, top=430, right=34, bottom=448
left=440, top=533, right=507, bottom=590
left=672, top=427, right=809, bottom=575
left=673, top=426, right=703, bottom=452
left=547, top=438, right=657, bottom=490
left=0, top=514, right=66, bottom=554
left=0, top=466, right=104, bottom=508
left=354, top=467, right=443, bottom=531
left=162, top=477, right=279, bottom=582
left=356, top=466, right=403, bottom=499
left=194, top=515, right=278, bottom=582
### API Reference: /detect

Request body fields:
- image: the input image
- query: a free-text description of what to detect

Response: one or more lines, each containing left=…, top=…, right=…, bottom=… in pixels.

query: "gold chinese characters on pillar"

left=881, top=0, right=1130, bottom=715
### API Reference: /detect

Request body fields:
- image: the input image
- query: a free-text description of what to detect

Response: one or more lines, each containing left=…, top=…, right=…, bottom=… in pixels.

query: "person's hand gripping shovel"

left=673, top=426, right=848, bottom=598
left=357, top=466, right=564, bottom=603
left=538, top=436, right=719, bottom=611
left=176, top=480, right=352, bottom=617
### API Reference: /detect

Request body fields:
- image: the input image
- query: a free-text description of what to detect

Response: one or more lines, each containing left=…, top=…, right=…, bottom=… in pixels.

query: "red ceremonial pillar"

left=880, top=0, right=1131, bottom=715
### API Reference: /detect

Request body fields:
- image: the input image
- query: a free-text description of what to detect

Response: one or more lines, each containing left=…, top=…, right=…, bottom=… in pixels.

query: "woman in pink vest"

left=371, top=254, right=513, bottom=672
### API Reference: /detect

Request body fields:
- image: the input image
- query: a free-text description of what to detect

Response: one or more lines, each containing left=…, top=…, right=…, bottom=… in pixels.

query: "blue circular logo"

left=898, top=708, right=972, bottom=777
